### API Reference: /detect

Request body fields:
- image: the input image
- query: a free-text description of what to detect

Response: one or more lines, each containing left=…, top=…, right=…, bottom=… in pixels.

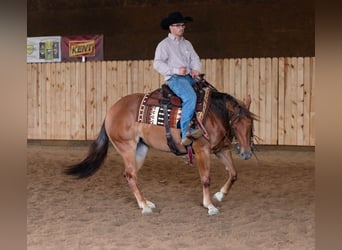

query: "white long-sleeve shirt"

left=153, top=33, right=201, bottom=81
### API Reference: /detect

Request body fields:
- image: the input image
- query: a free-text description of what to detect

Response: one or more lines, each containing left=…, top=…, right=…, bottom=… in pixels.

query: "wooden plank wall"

left=27, top=57, right=315, bottom=146
left=27, top=62, right=86, bottom=140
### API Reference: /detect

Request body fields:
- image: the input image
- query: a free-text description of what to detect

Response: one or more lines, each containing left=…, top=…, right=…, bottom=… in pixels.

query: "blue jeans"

left=167, top=75, right=197, bottom=139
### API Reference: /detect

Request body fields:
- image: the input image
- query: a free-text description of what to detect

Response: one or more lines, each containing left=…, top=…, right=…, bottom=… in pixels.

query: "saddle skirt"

left=136, top=84, right=212, bottom=135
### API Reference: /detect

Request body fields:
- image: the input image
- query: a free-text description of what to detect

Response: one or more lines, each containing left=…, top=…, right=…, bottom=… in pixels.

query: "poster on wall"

left=61, top=34, right=103, bottom=62
left=27, top=36, right=62, bottom=63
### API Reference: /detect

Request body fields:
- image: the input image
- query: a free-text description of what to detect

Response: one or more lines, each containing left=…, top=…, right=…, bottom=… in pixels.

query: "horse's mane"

left=209, top=91, right=256, bottom=123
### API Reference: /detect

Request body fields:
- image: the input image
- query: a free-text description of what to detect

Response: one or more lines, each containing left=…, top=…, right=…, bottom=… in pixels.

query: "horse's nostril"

left=241, top=151, right=252, bottom=160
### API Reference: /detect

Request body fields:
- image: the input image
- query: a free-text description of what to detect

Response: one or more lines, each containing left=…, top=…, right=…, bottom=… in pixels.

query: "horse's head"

left=227, top=95, right=254, bottom=160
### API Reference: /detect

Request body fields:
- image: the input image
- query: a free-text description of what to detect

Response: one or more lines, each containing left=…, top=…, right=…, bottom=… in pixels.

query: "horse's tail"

left=64, top=122, right=109, bottom=178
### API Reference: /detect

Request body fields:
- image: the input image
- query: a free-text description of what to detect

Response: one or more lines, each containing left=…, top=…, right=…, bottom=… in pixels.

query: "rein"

left=212, top=104, right=254, bottom=154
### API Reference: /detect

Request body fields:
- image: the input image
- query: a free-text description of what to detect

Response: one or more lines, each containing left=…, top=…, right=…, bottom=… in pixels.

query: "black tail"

left=64, top=122, right=109, bottom=178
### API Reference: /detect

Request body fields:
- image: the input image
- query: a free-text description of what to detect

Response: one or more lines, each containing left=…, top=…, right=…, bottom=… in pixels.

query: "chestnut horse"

left=65, top=84, right=256, bottom=215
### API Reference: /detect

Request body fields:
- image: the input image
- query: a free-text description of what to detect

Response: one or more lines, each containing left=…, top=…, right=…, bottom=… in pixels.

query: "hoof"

left=207, top=204, right=219, bottom=216
left=146, top=200, right=156, bottom=209
left=140, top=200, right=155, bottom=214
left=213, top=191, right=224, bottom=202
left=141, top=206, right=153, bottom=214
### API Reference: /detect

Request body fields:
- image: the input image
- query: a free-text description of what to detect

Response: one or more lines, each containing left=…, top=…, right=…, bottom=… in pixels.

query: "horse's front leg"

left=213, top=148, right=237, bottom=202
left=194, top=148, right=219, bottom=216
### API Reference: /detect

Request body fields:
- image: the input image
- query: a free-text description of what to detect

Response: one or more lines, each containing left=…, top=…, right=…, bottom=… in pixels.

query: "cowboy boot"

left=190, top=128, right=203, bottom=139
left=181, top=137, right=193, bottom=146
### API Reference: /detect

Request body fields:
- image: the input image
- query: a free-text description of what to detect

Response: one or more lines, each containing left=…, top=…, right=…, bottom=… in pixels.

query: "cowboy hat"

left=160, top=11, right=193, bottom=30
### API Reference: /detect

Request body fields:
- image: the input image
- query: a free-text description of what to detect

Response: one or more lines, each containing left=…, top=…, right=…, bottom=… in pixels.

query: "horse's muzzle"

left=240, top=150, right=252, bottom=160
left=235, top=144, right=252, bottom=160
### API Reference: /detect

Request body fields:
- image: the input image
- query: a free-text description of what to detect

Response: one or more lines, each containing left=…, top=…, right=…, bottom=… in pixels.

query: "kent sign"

left=61, top=34, right=103, bottom=62
left=69, top=40, right=96, bottom=57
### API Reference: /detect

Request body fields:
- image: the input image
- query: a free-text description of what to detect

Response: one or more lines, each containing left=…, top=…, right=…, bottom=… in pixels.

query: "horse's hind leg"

left=213, top=149, right=237, bottom=202
left=135, top=140, right=156, bottom=210
left=115, top=140, right=154, bottom=214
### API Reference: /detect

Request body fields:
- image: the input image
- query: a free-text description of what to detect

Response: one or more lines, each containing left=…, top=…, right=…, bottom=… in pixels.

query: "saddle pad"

left=136, top=87, right=212, bottom=129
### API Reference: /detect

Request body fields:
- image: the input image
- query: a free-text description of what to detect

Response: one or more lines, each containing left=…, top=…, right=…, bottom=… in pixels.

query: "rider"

left=153, top=11, right=203, bottom=146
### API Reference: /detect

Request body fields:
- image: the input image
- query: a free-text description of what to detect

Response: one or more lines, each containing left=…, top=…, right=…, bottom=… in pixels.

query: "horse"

left=65, top=78, right=256, bottom=215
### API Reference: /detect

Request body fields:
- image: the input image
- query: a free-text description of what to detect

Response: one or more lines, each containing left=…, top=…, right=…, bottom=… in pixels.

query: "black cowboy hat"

left=160, top=11, right=193, bottom=30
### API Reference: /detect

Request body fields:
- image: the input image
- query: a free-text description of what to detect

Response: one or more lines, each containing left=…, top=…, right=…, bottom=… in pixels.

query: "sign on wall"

left=27, top=36, right=62, bottom=63
left=61, top=34, right=103, bottom=62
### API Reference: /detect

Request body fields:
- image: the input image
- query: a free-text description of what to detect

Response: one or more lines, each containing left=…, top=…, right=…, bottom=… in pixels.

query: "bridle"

left=228, top=110, right=255, bottom=153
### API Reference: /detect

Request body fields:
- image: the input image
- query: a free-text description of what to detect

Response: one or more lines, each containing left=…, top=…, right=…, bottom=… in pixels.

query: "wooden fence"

left=27, top=57, right=315, bottom=146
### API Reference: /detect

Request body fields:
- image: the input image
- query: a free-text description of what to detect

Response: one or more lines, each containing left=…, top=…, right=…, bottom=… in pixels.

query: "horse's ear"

left=244, top=95, right=251, bottom=109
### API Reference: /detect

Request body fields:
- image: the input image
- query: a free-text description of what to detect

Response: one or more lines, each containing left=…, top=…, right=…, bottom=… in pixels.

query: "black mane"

left=209, top=91, right=256, bottom=123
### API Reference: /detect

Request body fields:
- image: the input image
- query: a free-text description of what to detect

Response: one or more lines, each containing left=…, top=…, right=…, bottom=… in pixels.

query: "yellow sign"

left=69, top=40, right=95, bottom=57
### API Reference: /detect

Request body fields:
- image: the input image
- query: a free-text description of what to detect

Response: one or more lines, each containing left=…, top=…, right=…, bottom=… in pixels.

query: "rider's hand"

left=190, top=70, right=200, bottom=78
left=178, top=67, right=187, bottom=75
